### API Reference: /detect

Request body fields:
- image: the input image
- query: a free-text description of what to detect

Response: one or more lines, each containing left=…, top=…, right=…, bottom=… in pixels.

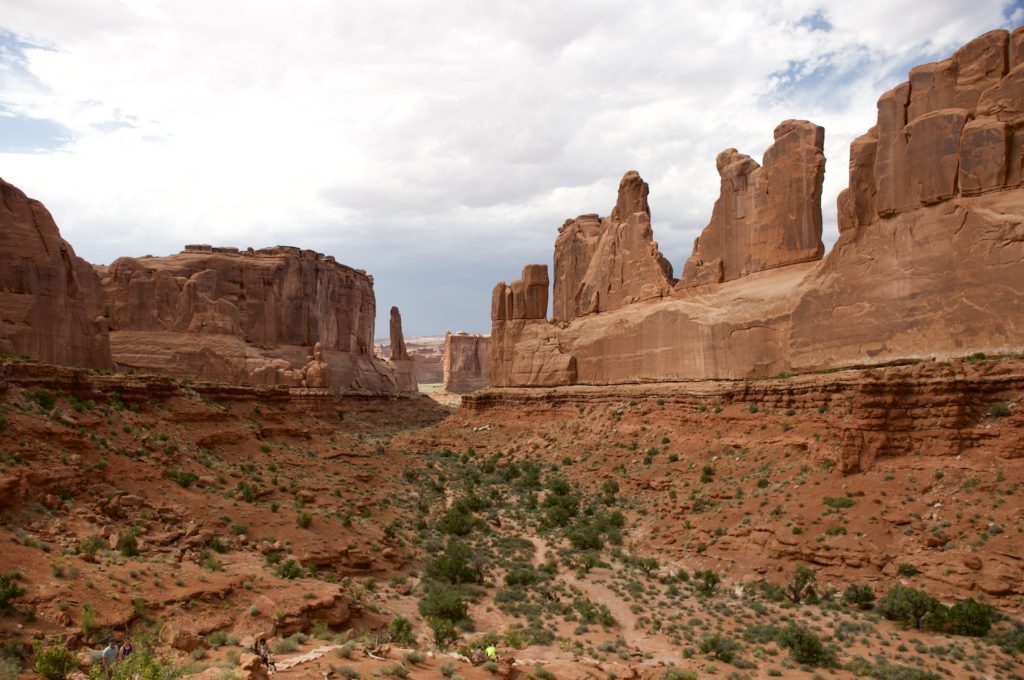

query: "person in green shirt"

left=486, top=644, right=497, bottom=662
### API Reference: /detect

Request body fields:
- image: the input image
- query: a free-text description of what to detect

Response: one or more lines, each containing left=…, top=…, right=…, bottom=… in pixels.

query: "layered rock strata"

left=96, top=245, right=410, bottom=390
left=0, top=178, right=113, bottom=368
left=442, top=331, right=491, bottom=393
left=491, top=27, right=1024, bottom=387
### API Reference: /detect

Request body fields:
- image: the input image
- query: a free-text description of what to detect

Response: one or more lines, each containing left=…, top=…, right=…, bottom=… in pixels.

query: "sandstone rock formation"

left=791, top=27, right=1024, bottom=370
left=389, top=306, right=409, bottom=361
left=386, top=306, right=418, bottom=391
left=553, top=171, right=674, bottom=321
left=0, top=178, right=113, bottom=368
left=442, top=331, right=490, bottom=393
left=491, top=27, right=1024, bottom=388
left=300, top=341, right=331, bottom=388
left=96, top=245, right=411, bottom=390
left=679, top=120, right=825, bottom=287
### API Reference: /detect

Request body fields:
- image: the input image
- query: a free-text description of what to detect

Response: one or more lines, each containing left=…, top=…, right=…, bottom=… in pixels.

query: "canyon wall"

left=96, top=245, right=411, bottom=390
left=442, top=331, right=490, bottom=393
left=0, top=178, right=113, bottom=369
left=492, top=27, right=1024, bottom=387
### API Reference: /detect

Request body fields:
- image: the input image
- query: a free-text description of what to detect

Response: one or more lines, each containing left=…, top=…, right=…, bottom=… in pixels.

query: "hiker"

left=257, top=638, right=276, bottom=672
left=101, top=638, right=119, bottom=674
left=486, top=644, right=498, bottom=662
left=118, top=637, right=133, bottom=661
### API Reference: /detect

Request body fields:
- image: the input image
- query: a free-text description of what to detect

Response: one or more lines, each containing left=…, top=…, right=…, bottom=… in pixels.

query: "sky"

left=1, top=1, right=1022, bottom=337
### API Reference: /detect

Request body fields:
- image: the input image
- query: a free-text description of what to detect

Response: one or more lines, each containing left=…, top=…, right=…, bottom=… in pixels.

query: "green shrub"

left=843, top=583, right=875, bottom=610
left=428, top=618, right=458, bottom=648
left=438, top=661, right=456, bottom=677
left=785, top=565, right=817, bottom=604
left=989, top=402, right=1011, bottom=418
left=0, top=657, right=20, bottom=680
left=698, top=634, right=739, bottom=663
left=776, top=623, right=835, bottom=667
left=296, top=511, right=313, bottom=529
left=118, top=532, right=140, bottom=558
left=947, top=597, right=995, bottom=636
left=659, top=669, right=697, bottom=680
left=896, top=563, right=919, bottom=577
left=877, top=585, right=948, bottom=631
left=34, top=642, right=76, bottom=680
left=333, top=665, right=360, bottom=680
left=426, top=541, right=479, bottom=585
left=378, top=663, right=407, bottom=678
left=822, top=496, right=854, bottom=509
left=694, top=570, right=720, bottom=597
left=0, top=572, right=26, bottom=611
left=387, top=615, right=415, bottom=645
left=165, top=470, right=198, bottom=488
left=275, top=560, right=305, bottom=580
left=437, top=506, right=477, bottom=536
left=418, top=588, right=467, bottom=623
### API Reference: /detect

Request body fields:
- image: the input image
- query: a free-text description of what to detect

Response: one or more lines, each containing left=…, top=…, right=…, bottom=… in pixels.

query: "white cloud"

left=0, top=0, right=1018, bottom=335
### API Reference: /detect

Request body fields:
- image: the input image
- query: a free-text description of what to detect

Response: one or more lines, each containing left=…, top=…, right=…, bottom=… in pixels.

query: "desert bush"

left=877, top=585, right=947, bottom=631
left=418, top=587, right=467, bottom=623
left=694, top=570, right=720, bottom=597
left=426, top=541, right=479, bottom=585
left=785, top=565, right=817, bottom=604
left=947, top=597, right=995, bottom=636
left=388, top=615, right=415, bottom=645
left=0, top=572, right=26, bottom=611
left=0, top=657, right=20, bottom=680
left=275, top=560, right=304, bottom=580
left=776, top=623, right=836, bottom=667
left=698, top=634, right=739, bottom=663
left=34, top=642, right=75, bottom=680
left=989, top=402, right=1011, bottom=418
left=428, top=618, right=458, bottom=648
left=843, top=583, right=875, bottom=610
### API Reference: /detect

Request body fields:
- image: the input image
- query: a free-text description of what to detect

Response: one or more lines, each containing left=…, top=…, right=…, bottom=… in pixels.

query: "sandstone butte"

left=442, top=331, right=491, bottom=394
left=0, top=193, right=416, bottom=392
left=492, top=27, right=1024, bottom=388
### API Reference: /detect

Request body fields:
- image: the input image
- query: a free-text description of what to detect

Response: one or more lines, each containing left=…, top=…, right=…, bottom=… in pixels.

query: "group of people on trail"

left=471, top=644, right=498, bottom=665
left=100, top=637, right=133, bottom=675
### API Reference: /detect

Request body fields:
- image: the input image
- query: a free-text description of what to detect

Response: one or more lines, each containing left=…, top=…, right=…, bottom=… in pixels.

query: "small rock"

left=963, top=555, right=983, bottom=570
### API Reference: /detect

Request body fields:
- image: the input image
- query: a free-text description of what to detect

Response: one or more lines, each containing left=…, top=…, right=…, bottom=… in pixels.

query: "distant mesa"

left=443, top=331, right=490, bottom=394
left=491, top=26, right=1024, bottom=388
left=0, top=181, right=414, bottom=392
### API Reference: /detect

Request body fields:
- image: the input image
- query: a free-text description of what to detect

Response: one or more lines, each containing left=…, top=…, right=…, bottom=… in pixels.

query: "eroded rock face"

left=490, top=27, right=1024, bottom=388
left=442, top=331, right=490, bottom=393
left=97, top=246, right=409, bottom=390
left=0, top=178, right=112, bottom=368
left=679, top=120, right=825, bottom=287
left=553, top=171, right=674, bottom=321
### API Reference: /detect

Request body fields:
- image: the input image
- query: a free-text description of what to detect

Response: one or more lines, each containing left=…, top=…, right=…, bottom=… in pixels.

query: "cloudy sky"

left=1, top=1, right=1022, bottom=337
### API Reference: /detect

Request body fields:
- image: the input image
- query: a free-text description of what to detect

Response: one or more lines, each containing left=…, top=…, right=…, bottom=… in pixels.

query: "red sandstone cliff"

left=0, top=178, right=112, bottom=369
left=96, top=245, right=411, bottom=390
left=491, top=27, right=1024, bottom=387
left=680, top=120, right=825, bottom=287
left=442, top=331, right=490, bottom=393
left=553, top=171, right=674, bottom=322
